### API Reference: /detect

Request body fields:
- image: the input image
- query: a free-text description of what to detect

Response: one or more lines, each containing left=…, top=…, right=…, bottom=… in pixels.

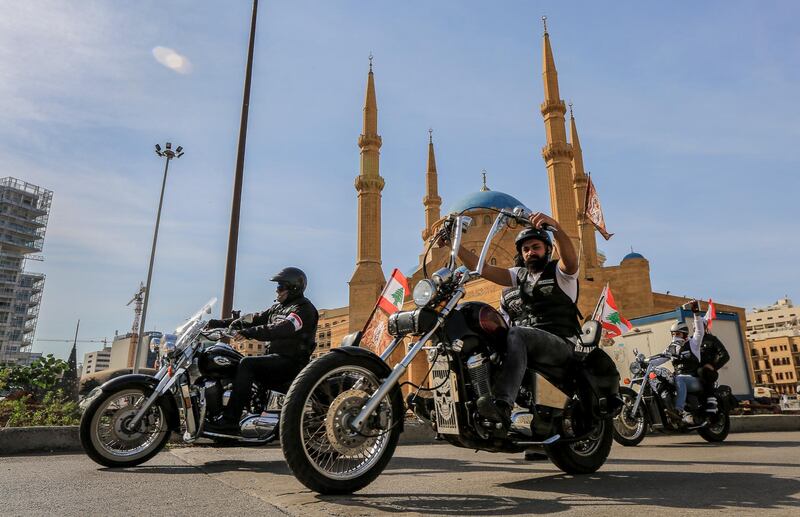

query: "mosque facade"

left=312, top=25, right=752, bottom=386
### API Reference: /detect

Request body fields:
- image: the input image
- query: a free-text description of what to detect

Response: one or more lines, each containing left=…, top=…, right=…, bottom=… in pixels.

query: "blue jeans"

left=674, top=374, right=703, bottom=411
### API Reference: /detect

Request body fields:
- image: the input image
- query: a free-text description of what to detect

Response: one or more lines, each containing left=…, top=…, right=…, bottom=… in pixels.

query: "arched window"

left=483, top=215, right=491, bottom=225
left=490, top=258, right=497, bottom=265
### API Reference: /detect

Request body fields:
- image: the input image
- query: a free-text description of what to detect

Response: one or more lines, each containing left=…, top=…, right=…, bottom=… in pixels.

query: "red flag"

left=704, top=299, right=717, bottom=330
left=584, top=176, right=613, bottom=241
left=360, top=268, right=410, bottom=357
left=377, top=269, right=409, bottom=315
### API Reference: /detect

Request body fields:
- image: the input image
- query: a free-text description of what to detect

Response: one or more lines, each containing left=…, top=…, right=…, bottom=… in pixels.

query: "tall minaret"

left=421, top=129, right=441, bottom=242
left=349, top=57, right=387, bottom=332
left=540, top=17, right=579, bottom=242
left=569, top=103, right=598, bottom=271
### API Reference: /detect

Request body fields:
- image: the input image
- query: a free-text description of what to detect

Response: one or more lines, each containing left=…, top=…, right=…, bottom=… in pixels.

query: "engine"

left=466, top=353, right=492, bottom=399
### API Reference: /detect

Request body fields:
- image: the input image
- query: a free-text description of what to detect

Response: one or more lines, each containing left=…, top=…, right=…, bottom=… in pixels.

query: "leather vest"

left=515, top=260, right=581, bottom=338
left=674, top=340, right=701, bottom=375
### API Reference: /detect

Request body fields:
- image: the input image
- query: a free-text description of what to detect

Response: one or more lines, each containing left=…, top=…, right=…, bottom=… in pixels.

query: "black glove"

left=238, top=327, right=254, bottom=339
left=229, top=318, right=246, bottom=330
left=205, top=319, right=228, bottom=330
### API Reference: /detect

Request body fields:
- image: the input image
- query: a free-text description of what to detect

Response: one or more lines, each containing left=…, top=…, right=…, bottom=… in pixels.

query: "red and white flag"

left=584, top=176, right=614, bottom=241
left=361, top=269, right=410, bottom=357
left=377, top=269, right=409, bottom=315
left=704, top=299, right=717, bottom=330
left=594, top=284, right=632, bottom=338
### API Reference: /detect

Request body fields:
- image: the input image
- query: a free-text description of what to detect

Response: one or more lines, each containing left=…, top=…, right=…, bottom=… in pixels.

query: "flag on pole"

left=595, top=284, right=632, bottom=338
left=361, top=269, right=410, bottom=357
left=584, top=176, right=614, bottom=241
left=704, top=299, right=717, bottom=330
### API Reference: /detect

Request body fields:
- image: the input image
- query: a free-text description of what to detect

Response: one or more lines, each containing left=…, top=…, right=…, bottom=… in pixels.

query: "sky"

left=1, top=1, right=798, bottom=361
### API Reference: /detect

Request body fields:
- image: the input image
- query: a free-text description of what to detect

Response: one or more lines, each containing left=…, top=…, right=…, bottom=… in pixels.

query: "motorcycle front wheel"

left=280, top=352, right=404, bottom=495
left=80, top=387, right=171, bottom=468
left=612, top=387, right=647, bottom=446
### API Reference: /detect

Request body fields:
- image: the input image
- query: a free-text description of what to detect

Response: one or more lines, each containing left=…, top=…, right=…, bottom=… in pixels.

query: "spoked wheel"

left=612, top=387, right=647, bottom=446
left=545, top=404, right=613, bottom=474
left=698, top=409, right=730, bottom=443
left=80, top=387, right=171, bottom=468
left=280, top=353, right=403, bottom=494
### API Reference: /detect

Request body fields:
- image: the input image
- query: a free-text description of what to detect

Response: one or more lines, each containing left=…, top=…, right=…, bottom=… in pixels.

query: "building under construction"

left=0, top=177, right=52, bottom=365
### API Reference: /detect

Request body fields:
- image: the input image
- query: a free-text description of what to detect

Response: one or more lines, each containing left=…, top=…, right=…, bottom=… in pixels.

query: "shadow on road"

left=320, top=493, right=565, bottom=515
left=646, top=439, right=800, bottom=449
left=500, top=470, right=800, bottom=510
left=103, top=459, right=290, bottom=476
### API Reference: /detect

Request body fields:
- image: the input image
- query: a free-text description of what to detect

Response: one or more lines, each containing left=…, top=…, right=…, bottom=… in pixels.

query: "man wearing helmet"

left=204, top=267, right=319, bottom=435
left=443, top=211, right=580, bottom=427
left=669, top=301, right=706, bottom=424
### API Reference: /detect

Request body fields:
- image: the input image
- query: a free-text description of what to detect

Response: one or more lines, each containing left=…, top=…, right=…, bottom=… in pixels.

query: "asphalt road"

left=1, top=432, right=799, bottom=516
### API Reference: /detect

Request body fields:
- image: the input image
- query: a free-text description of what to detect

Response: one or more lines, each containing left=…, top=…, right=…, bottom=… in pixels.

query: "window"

left=483, top=215, right=491, bottom=225
left=490, top=258, right=497, bottom=266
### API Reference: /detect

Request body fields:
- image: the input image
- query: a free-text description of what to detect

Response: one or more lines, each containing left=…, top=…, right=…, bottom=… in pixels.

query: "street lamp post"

left=133, top=142, right=184, bottom=374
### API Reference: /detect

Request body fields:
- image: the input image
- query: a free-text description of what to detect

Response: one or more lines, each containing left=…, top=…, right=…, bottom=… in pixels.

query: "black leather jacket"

left=701, top=333, right=730, bottom=370
left=208, top=294, right=319, bottom=363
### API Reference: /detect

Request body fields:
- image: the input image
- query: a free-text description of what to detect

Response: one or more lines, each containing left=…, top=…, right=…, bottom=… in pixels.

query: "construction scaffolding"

left=0, top=177, right=53, bottom=365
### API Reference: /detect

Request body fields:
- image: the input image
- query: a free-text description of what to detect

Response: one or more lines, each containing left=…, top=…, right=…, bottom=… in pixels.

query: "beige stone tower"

left=349, top=59, right=386, bottom=332
left=540, top=20, right=579, bottom=244
left=421, top=129, right=442, bottom=242
left=569, top=104, right=599, bottom=272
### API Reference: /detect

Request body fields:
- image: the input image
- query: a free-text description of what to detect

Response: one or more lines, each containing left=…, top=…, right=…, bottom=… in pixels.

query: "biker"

left=698, top=321, right=730, bottom=415
left=440, top=211, right=580, bottom=428
left=204, top=267, right=319, bottom=435
left=669, top=302, right=705, bottom=425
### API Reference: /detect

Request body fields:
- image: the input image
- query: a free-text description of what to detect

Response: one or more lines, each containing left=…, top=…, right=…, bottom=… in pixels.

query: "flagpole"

left=361, top=281, right=389, bottom=334
left=590, top=283, right=608, bottom=322
left=578, top=172, right=592, bottom=278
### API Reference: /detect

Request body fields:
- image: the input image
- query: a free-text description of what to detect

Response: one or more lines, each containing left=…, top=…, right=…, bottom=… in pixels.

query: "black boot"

left=204, top=415, right=241, bottom=436
left=476, top=396, right=512, bottom=427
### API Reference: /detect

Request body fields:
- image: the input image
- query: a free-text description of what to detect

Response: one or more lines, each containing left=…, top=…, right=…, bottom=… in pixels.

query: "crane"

left=125, top=282, right=145, bottom=367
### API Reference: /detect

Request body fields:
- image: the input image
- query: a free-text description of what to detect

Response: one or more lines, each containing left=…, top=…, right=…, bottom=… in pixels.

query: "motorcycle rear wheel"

left=280, top=353, right=403, bottom=494
left=698, top=409, right=730, bottom=443
left=612, top=387, right=647, bottom=447
left=80, top=387, right=171, bottom=468
left=545, top=415, right=613, bottom=474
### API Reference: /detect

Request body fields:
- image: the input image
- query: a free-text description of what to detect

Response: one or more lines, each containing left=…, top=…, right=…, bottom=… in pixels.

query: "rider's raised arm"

left=530, top=212, right=578, bottom=275
left=688, top=312, right=705, bottom=360
left=456, top=246, right=513, bottom=286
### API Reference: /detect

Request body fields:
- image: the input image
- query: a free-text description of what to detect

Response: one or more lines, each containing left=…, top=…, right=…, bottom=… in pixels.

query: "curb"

left=3, top=415, right=799, bottom=455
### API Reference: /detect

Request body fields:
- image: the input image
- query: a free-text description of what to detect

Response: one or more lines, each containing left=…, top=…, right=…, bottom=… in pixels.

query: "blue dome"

left=447, top=190, right=526, bottom=214
left=622, top=251, right=646, bottom=262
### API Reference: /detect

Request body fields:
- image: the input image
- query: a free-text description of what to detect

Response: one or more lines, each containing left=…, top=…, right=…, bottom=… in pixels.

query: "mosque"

left=313, top=23, right=748, bottom=386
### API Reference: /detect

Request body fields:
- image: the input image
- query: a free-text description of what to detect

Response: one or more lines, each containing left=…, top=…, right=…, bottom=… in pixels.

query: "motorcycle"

left=279, top=207, right=623, bottom=495
left=80, top=299, right=285, bottom=468
left=612, top=344, right=738, bottom=446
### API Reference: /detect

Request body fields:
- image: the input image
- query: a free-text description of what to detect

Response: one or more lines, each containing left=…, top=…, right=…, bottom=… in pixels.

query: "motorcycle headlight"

left=413, top=279, right=437, bottom=307
left=629, top=361, right=643, bottom=375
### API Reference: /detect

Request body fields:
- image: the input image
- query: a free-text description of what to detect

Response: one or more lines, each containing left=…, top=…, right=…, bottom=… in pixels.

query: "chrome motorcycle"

left=80, top=299, right=283, bottom=468
left=612, top=344, right=737, bottom=446
left=280, top=207, right=623, bottom=494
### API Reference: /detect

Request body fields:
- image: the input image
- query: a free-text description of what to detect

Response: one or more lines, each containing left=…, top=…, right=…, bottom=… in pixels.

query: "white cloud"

left=152, top=46, right=193, bottom=74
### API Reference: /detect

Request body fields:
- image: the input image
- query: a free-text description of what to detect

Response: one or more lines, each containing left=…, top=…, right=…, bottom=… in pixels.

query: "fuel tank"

left=452, top=302, right=509, bottom=354
left=197, top=343, right=243, bottom=379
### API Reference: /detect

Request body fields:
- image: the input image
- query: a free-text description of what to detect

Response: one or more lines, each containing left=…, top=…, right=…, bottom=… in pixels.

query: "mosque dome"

left=621, top=251, right=647, bottom=263
left=447, top=190, right=526, bottom=215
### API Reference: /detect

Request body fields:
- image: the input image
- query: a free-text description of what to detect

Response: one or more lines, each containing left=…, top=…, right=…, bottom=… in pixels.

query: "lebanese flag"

left=704, top=299, right=717, bottom=330
left=377, top=268, right=410, bottom=315
left=595, top=285, right=632, bottom=338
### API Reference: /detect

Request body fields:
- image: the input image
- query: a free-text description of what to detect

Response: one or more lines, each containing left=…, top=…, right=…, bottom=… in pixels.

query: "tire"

left=280, top=352, right=403, bottom=494
left=612, top=387, right=647, bottom=447
left=80, top=386, right=172, bottom=468
left=545, top=416, right=614, bottom=474
left=698, top=409, right=730, bottom=443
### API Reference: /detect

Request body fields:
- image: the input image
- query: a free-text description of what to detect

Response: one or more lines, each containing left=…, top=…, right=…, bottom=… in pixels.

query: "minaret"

left=540, top=18, right=579, bottom=242
left=569, top=103, right=599, bottom=271
left=349, top=57, right=387, bottom=332
left=421, top=129, right=442, bottom=241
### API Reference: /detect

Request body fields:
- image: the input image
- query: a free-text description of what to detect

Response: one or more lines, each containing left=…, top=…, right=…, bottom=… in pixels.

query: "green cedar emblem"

left=391, top=287, right=404, bottom=306
left=607, top=312, right=621, bottom=325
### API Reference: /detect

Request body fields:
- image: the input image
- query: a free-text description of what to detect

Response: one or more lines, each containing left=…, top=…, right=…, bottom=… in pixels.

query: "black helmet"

left=514, top=228, right=552, bottom=254
left=270, top=267, right=307, bottom=297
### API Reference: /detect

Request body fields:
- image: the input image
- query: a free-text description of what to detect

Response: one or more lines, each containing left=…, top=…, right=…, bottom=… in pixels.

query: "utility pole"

left=221, top=0, right=259, bottom=319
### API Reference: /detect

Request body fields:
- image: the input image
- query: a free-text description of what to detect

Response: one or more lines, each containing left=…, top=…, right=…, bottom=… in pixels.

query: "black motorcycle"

left=279, top=207, right=623, bottom=494
left=80, top=300, right=284, bottom=468
left=612, top=345, right=738, bottom=446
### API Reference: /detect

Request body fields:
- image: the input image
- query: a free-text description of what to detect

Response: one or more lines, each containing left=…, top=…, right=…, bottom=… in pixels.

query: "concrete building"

left=314, top=24, right=748, bottom=388
left=81, top=349, right=111, bottom=377
left=0, top=178, right=52, bottom=366
left=108, top=331, right=161, bottom=370
left=747, top=297, right=800, bottom=395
